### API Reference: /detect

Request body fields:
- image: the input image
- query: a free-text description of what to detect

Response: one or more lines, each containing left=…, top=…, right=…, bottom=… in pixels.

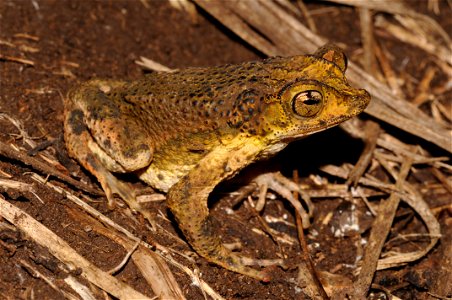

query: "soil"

left=0, top=1, right=450, bottom=299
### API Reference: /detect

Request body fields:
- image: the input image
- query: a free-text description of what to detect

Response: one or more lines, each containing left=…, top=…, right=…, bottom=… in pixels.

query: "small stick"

left=246, top=197, right=281, bottom=246
left=412, top=66, right=437, bottom=106
left=0, top=54, right=34, bottom=66
left=350, top=153, right=414, bottom=298
left=346, top=120, right=380, bottom=187
left=295, top=0, right=317, bottom=33
left=431, top=167, right=452, bottom=195
left=13, top=33, right=39, bottom=41
left=108, top=241, right=140, bottom=275
left=0, top=140, right=102, bottom=196
left=293, top=170, right=329, bottom=299
left=374, top=42, right=404, bottom=99
left=355, top=187, right=377, bottom=216
left=359, top=7, right=379, bottom=77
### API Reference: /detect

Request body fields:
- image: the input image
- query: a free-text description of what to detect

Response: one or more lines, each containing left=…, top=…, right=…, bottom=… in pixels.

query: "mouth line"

left=280, top=119, right=348, bottom=141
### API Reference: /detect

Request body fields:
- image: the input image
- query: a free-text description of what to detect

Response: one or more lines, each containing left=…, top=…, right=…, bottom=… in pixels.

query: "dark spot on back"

left=248, top=76, right=258, bottom=82
left=103, top=139, right=111, bottom=149
left=68, top=109, right=86, bottom=135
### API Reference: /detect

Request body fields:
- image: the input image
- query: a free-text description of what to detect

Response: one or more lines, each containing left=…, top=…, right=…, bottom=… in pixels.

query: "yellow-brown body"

left=64, top=45, right=370, bottom=280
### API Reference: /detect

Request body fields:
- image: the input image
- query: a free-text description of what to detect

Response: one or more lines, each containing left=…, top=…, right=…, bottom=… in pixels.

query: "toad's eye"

left=292, top=90, right=323, bottom=117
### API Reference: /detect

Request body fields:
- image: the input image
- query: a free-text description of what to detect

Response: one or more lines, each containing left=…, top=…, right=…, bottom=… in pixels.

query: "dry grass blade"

left=373, top=152, right=441, bottom=270
left=63, top=276, right=97, bottom=300
left=431, top=168, right=452, bottom=194
left=18, top=259, right=78, bottom=300
left=294, top=0, right=317, bottom=33
left=350, top=153, right=414, bottom=298
left=325, top=0, right=451, bottom=44
left=359, top=7, right=378, bottom=76
left=0, top=54, right=34, bottom=66
left=0, top=178, right=34, bottom=192
left=195, top=0, right=282, bottom=56
left=374, top=182, right=441, bottom=271
left=135, top=56, right=176, bottom=72
left=346, top=120, right=381, bottom=187
left=0, top=197, right=152, bottom=300
left=292, top=171, right=328, bottom=299
left=193, top=0, right=451, bottom=153
left=0, top=140, right=102, bottom=196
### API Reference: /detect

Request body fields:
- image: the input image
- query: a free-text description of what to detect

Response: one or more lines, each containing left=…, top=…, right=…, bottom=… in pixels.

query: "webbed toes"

left=102, top=171, right=136, bottom=209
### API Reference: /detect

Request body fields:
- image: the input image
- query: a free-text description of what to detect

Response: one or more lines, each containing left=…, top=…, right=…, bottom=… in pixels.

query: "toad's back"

left=110, top=55, right=318, bottom=148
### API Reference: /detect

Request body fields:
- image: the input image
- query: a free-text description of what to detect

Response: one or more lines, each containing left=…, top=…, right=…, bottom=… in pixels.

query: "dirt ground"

left=0, top=1, right=451, bottom=299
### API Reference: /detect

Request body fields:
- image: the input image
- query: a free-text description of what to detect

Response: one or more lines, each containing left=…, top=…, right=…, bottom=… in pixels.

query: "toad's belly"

left=138, top=159, right=197, bottom=192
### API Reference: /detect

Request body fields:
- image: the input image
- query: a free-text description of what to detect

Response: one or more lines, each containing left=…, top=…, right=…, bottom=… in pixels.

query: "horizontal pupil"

left=302, top=98, right=320, bottom=105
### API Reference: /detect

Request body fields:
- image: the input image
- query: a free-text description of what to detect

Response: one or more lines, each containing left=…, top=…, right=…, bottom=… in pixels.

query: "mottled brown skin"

left=64, top=45, right=370, bottom=281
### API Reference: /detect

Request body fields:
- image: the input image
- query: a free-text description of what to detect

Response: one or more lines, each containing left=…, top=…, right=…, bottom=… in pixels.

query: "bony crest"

left=314, top=44, right=348, bottom=73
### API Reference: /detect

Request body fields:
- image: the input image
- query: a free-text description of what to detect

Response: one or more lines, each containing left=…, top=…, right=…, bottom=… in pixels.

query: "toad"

left=64, top=44, right=370, bottom=281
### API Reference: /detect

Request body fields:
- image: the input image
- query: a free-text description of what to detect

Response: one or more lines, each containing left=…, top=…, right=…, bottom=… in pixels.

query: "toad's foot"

left=71, top=144, right=156, bottom=227
left=93, top=155, right=136, bottom=209
left=253, top=172, right=314, bottom=228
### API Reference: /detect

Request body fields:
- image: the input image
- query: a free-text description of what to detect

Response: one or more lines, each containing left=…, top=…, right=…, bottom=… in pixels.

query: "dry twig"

left=0, top=140, right=101, bottom=196
left=346, top=120, right=381, bottom=187
left=293, top=170, right=329, bottom=300
left=0, top=54, right=34, bottom=66
left=349, top=153, right=413, bottom=298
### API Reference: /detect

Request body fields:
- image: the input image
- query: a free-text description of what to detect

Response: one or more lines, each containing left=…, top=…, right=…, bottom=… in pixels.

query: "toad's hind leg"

left=64, top=105, right=135, bottom=207
left=63, top=80, right=152, bottom=207
left=70, top=80, right=153, bottom=172
left=166, top=139, right=272, bottom=281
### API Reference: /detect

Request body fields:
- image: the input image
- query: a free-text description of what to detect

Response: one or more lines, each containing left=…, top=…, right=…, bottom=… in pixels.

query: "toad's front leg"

left=166, top=137, right=273, bottom=281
